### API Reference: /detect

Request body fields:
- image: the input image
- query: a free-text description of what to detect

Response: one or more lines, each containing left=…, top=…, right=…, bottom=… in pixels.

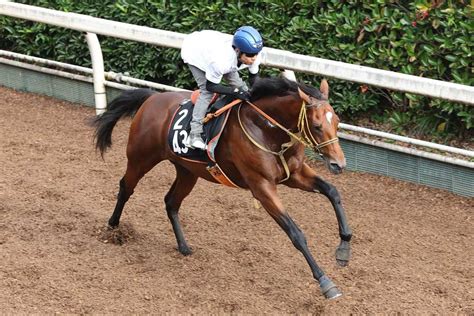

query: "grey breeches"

left=187, top=64, right=247, bottom=134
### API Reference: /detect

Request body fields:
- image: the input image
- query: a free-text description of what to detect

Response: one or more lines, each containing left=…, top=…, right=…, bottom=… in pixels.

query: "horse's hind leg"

left=108, top=177, right=129, bottom=228
left=108, top=161, right=148, bottom=228
left=164, top=164, right=198, bottom=256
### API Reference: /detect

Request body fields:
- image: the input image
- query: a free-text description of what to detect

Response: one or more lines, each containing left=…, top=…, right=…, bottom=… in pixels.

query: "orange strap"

left=206, top=164, right=241, bottom=188
left=203, top=99, right=242, bottom=124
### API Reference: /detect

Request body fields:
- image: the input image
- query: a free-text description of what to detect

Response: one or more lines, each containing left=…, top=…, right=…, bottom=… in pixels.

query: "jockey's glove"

left=206, top=80, right=250, bottom=101
left=232, top=86, right=251, bottom=101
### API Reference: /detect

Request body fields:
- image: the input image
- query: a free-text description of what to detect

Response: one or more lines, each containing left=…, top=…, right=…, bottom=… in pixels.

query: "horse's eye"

left=313, top=123, right=322, bottom=129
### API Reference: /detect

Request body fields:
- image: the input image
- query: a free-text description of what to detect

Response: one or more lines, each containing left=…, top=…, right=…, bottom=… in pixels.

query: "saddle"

left=167, top=92, right=242, bottom=187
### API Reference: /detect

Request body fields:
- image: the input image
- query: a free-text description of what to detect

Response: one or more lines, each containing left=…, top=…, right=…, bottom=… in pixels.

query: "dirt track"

left=1, top=86, right=473, bottom=314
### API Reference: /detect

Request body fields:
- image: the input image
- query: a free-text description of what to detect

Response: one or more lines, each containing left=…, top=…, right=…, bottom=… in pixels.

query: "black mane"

left=250, top=77, right=323, bottom=102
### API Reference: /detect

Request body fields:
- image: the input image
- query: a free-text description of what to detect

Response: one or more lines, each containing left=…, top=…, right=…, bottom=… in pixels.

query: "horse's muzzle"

left=316, top=150, right=346, bottom=175
left=329, top=163, right=344, bottom=174
left=326, top=157, right=346, bottom=174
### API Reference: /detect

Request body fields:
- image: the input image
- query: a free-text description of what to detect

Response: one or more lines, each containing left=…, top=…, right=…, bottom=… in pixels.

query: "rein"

left=237, top=96, right=339, bottom=182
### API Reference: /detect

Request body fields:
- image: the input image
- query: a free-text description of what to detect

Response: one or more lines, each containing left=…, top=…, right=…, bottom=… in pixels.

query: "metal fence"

left=1, top=62, right=472, bottom=197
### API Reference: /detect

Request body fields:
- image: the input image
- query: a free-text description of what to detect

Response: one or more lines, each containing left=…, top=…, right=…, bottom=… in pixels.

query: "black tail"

left=90, top=88, right=155, bottom=157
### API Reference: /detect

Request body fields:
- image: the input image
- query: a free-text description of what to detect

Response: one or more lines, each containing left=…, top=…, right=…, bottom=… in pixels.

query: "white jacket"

left=181, top=30, right=261, bottom=84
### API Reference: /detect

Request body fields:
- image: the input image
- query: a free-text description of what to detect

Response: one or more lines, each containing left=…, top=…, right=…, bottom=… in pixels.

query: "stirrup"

left=190, top=138, right=207, bottom=150
left=184, top=134, right=207, bottom=150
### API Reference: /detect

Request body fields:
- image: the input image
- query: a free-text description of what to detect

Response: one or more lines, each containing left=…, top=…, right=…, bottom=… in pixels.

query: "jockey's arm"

left=206, top=80, right=250, bottom=101
left=206, top=80, right=237, bottom=95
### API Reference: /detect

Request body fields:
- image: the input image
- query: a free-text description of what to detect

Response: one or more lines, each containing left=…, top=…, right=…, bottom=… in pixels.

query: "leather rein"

left=237, top=89, right=339, bottom=182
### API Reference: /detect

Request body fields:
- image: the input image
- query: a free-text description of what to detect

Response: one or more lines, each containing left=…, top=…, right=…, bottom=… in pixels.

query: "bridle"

left=296, top=97, right=339, bottom=156
left=237, top=90, right=339, bottom=181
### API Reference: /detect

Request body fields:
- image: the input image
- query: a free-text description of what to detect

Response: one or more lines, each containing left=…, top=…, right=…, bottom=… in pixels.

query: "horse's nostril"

left=329, top=163, right=344, bottom=174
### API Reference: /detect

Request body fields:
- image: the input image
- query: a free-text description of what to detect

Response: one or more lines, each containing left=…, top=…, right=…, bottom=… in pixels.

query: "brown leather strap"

left=203, top=99, right=242, bottom=123
left=206, top=164, right=241, bottom=188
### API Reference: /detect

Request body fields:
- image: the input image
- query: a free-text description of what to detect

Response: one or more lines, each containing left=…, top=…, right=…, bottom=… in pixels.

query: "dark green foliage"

left=1, top=0, right=472, bottom=140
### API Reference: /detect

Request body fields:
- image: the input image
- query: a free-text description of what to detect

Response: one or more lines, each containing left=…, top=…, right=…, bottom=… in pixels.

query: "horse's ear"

left=320, top=79, right=329, bottom=99
left=298, top=87, right=311, bottom=104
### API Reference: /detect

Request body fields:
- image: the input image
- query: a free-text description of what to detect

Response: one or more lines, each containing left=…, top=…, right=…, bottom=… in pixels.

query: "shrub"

left=1, top=0, right=472, bottom=141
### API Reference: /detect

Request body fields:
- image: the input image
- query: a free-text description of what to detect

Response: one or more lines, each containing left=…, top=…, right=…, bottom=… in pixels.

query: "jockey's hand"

left=232, top=86, right=251, bottom=101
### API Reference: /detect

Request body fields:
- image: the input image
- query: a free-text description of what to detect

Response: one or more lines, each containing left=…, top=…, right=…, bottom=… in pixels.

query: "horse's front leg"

left=248, top=179, right=342, bottom=299
left=286, top=163, right=352, bottom=267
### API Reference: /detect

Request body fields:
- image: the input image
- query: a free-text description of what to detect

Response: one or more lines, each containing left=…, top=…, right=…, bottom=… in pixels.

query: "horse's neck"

left=240, top=96, right=301, bottom=147
left=256, top=95, right=301, bottom=130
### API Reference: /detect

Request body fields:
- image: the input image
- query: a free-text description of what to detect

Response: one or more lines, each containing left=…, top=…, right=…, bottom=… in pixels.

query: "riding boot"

left=185, top=132, right=207, bottom=150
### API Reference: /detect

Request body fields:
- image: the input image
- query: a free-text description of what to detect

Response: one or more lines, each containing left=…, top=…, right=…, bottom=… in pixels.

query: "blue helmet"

left=232, top=26, right=263, bottom=54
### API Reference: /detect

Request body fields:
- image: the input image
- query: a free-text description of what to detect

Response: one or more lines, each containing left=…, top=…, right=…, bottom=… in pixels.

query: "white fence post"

left=85, top=32, right=106, bottom=115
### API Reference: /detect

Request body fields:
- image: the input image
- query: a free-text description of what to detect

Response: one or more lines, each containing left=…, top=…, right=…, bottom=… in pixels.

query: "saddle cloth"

left=167, top=94, right=235, bottom=164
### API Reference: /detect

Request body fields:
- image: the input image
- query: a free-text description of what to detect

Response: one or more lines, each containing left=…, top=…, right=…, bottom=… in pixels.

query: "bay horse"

left=91, top=77, right=352, bottom=299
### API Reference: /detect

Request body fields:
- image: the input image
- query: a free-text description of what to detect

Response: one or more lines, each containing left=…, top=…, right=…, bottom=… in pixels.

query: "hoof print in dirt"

left=98, top=223, right=136, bottom=245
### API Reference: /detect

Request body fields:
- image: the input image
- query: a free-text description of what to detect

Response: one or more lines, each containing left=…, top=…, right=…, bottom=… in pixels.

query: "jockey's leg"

left=187, top=65, right=213, bottom=149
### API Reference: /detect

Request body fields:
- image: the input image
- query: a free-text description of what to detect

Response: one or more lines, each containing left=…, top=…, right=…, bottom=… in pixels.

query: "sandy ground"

left=0, top=86, right=473, bottom=314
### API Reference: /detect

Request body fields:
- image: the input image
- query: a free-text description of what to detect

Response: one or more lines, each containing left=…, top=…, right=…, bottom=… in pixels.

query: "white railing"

left=2, top=51, right=473, bottom=169
left=0, top=2, right=472, bottom=167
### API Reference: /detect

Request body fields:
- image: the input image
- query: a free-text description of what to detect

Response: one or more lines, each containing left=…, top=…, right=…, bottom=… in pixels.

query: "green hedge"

left=1, top=0, right=473, bottom=141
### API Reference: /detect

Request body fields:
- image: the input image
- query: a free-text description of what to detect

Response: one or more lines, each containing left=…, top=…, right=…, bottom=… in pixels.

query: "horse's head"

left=298, top=80, right=346, bottom=174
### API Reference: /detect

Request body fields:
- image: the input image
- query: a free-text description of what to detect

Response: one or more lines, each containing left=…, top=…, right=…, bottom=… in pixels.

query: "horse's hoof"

left=178, top=246, right=193, bottom=256
left=324, top=287, right=343, bottom=300
left=319, top=275, right=342, bottom=300
left=335, top=240, right=351, bottom=267
left=107, top=224, right=118, bottom=231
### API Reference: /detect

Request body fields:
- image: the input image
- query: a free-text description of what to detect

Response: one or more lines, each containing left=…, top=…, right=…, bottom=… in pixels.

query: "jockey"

left=181, top=26, right=263, bottom=150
